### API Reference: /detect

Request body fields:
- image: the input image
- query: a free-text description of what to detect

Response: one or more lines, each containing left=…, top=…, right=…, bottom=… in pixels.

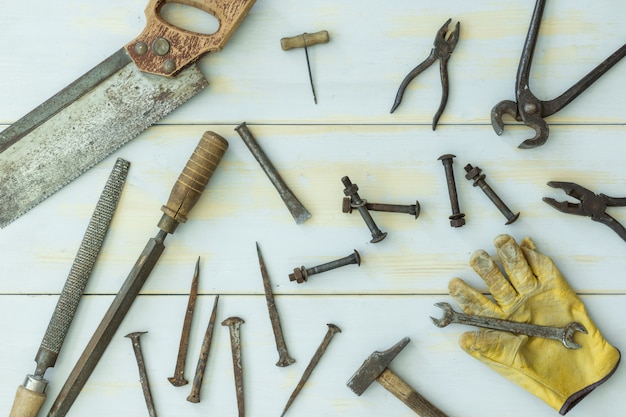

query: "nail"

left=464, top=164, right=520, bottom=225
left=438, top=154, right=465, bottom=227
left=342, top=197, right=420, bottom=219
left=289, top=250, right=361, bottom=284
left=168, top=257, right=200, bottom=387
left=125, top=331, right=157, bottom=417
left=187, top=295, right=220, bottom=403
left=222, top=317, right=245, bottom=417
left=280, top=323, right=341, bottom=417
left=256, top=243, right=295, bottom=367
left=341, top=176, right=387, bottom=243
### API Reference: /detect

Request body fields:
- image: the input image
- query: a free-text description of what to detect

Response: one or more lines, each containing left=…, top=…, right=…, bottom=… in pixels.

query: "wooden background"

left=1, top=1, right=625, bottom=416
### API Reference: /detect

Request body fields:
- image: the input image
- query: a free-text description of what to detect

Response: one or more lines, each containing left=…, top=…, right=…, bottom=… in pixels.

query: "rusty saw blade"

left=0, top=0, right=256, bottom=228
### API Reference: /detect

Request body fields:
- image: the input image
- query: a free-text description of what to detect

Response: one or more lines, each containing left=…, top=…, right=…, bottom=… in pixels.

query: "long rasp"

left=47, top=131, right=229, bottom=417
left=0, top=0, right=256, bottom=228
left=8, top=157, right=130, bottom=417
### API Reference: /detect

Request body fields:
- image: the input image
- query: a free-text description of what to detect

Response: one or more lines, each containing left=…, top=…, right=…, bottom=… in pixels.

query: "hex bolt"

left=125, top=331, right=157, bottom=417
left=464, top=163, right=520, bottom=225
left=342, top=176, right=387, bottom=243
left=289, top=250, right=361, bottom=284
left=438, top=154, right=465, bottom=227
left=342, top=197, right=420, bottom=219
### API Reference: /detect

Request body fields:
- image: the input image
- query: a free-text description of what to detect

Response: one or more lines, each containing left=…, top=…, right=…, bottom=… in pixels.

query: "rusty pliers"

left=390, top=18, right=460, bottom=130
left=491, top=0, right=626, bottom=149
left=543, top=181, right=626, bottom=242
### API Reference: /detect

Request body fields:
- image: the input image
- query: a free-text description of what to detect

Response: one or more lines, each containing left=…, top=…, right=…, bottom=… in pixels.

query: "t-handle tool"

left=347, top=337, right=450, bottom=417
left=543, top=181, right=626, bottom=242
left=390, top=18, right=460, bottom=130
left=491, top=0, right=626, bottom=148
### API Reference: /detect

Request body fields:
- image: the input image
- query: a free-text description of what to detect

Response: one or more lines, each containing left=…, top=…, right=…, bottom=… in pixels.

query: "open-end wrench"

left=431, top=302, right=587, bottom=349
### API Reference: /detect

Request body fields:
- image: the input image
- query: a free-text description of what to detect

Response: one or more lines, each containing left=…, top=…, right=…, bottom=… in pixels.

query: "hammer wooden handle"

left=9, top=385, right=46, bottom=417
left=281, top=30, right=329, bottom=50
left=378, top=368, right=450, bottom=417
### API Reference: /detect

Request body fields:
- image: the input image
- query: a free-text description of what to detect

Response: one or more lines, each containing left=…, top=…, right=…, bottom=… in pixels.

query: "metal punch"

left=390, top=18, right=460, bottom=130
left=491, top=0, right=626, bottom=148
left=543, top=181, right=626, bottom=242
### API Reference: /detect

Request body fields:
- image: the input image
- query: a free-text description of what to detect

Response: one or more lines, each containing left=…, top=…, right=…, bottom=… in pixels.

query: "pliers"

left=543, top=181, right=626, bottom=242
left=390, top=18, right=460, bottom=130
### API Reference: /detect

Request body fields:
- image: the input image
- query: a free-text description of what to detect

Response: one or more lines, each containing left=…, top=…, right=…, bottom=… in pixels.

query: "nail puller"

left=543, top=181, right=626, bottom=242
left=390, top=18, right=460, bottom=130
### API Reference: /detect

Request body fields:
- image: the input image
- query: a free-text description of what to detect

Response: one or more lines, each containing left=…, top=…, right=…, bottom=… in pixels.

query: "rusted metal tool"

left=491, top=0, right=626, bottom=148
left=438, top=154, right=465, bottom=227
left=464, top=163, right=519, bottom=225
left=543, top=181, right=626, bottom=242
left=390, top=18, right=460, bottom=130
left=168, top=257, right=201, bottom=387
left=342, top=176, right=387, bottom=243
left=281, top=30, right=330, bottom=104
left=256, top=243, right=295, bottom=367
left=47, top=132, right=229, bottom=417
left=347, top=337, right=450, bottom=417
left=235, top=122, right=311, bottom=224
left=8, top=158, right=129, bottom=417
left=126, top=332, right=157, bottom=417
left=431, top=302, right=587, bottom=349
left=280, top=323, right=341, bottom=417
left=289, top=250, right=361, bottom=284
left=187, top=295, right=220, bottom=403
left=222, top=317, right=245, bottom=417
left=342, top=197, right=420, bottom=219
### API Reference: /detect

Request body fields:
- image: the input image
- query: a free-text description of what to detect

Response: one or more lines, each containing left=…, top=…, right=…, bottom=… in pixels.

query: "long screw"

left=222, top=317, right=245, bottom=417
left=438, top=154, right=465, bottom=227
left=168, top=257, right=200, bottom=387
left=464, top=163, right=520, bottom=225
left=342, top=176, right=387, bottom=243
left=342, top=197, right=420, bottom=219
left=125, top=332, right=157, bottom=417
left=187, top=295, right=220, bottom=403
left=256, top=243, right=295, bottom=367
left=280, top=323, right=341, bottom=417
left=289, top=250, right=361, bottom=284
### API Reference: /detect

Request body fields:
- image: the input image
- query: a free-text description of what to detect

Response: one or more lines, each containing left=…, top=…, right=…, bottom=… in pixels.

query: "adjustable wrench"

left=431, top=302, right=587, bottom=349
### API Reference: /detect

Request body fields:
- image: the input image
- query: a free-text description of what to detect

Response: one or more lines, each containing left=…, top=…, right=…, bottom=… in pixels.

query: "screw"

left=464, top=163, right=520, bottom=225
left=125, top=331, right=157, bottom=417
left=222, top=317, right=245, bottom=417
left=342, top=176, right=387, bottom=243
left=438, top=154, right=465, bottom=227
left=289, top=250, right=361, bottom=284
left=342, top=197, right=420, bottom=219
left=187, top=295, right=220, bottom=403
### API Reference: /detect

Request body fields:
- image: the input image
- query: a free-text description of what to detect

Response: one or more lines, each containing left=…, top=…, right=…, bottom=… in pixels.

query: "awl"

left=47, top=131, right=229, bottom=417
left=0, top=0, right=255, bottom=228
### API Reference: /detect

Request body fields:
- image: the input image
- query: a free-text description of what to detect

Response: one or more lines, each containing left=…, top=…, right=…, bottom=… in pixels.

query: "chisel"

left=47, top=131, right=229, bottom=417
left=9, top=158, right=130, bottom=417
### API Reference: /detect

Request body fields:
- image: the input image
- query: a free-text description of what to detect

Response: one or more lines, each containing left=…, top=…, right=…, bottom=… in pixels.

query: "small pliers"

left=390, top=18, right=460, bottom=130
left=543, top=181, right=626, bottom=242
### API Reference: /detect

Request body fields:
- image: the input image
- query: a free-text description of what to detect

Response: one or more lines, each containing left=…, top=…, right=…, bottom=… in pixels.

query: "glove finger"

left=494, top=234, right=537, bottom=294
left=449, top=278, right=502, bottom=317
left=459, top=329, right=525, bottom=368
left=469, top=249, right=518, bottom=310
left=519, top=237, right=560, bottom=282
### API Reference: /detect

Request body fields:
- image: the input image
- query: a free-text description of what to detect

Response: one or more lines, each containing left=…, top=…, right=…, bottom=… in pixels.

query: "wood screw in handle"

left=342, top=176, right=387, bottom=243
left=289, top=250, right=361, bottom=284
left=377, top=368, right=450, bottom=417
left=464, top=164, right=519, bottom=225
left=438, top=154, right=465, bottom=227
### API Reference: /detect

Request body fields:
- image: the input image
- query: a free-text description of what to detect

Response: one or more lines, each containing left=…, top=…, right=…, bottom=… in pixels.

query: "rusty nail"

left=187, top=294, right=220, bottom=403
left=464, top=163, right=520, bottom=225
left=342, top=176, right=387, bottom=243
left=289, top=250, right=361, bottom=284
left=222, top=317, right=245, bottom=417
left=125, top=331, right=157, bottom=417
left=280, top=323, right=341, bottom=417
left=438, top=154, right=465, bottom=227
left=342, top=197, right=420, bottom=219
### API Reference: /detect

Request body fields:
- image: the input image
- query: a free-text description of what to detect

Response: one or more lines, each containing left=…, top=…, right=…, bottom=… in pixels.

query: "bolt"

left=341, top=176, right=387, bottom=243
left=438, top=154, right=465, bottom=227
left=464, top=163, right=520, bottom=225
left=342, top=197, right=420, bottom=219
left=289, top=250, right=361, bottom=284
left=125, top=331, right=157, bottom=417
left=187, top=295, right=220, bottom=403
left=222, top=317, right=245, bottom=417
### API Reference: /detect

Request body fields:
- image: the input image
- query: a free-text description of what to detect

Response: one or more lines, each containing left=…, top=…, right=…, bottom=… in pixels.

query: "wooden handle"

left=9, top=386, right=46, bottom=417
left=160, top=131, right=228, bottom=231
left=125, top=0, right=257, bottom=76
left=281, top=30, right=329, bottom=51
left=377, top=369, right=450, bottom=417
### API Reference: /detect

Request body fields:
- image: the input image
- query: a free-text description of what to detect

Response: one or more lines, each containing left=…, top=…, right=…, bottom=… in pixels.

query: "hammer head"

left=346, top=337, right=410, bottom=395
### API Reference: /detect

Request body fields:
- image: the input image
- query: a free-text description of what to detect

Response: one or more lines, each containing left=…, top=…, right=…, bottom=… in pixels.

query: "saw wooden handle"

left=160, top=131, right=228, bottom=232
left=280, top=30, right=329, bottom=51
left=377, top=368, right=450, bottom=417
left=9, top=385, right=46, bottom=417
left=125, top=0, right=256, bottom=76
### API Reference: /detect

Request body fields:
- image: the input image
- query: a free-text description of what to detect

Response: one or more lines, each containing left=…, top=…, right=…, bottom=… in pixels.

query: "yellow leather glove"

left=448, top=234, right=620, bottom=415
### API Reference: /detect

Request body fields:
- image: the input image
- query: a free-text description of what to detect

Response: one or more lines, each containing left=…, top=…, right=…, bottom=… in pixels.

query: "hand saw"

left=0, top=0, right=256, bottom=228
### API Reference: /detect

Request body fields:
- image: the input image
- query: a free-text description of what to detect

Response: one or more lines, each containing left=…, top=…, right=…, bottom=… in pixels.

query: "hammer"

left=346, top=337, right=450, bottom=417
